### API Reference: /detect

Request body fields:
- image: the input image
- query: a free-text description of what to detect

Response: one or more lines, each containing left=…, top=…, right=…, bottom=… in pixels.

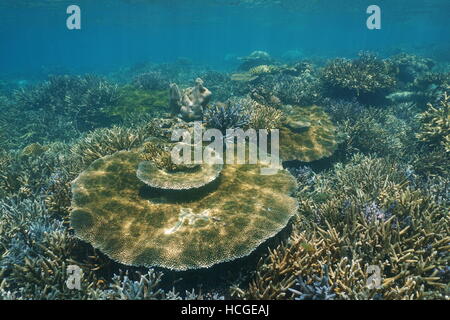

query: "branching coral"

left=204, top=99, right=250, bottom=132
left=272, top=65, right=322, bottom=106
left=70, top=123, right=161, bottom=166
left=246, top=100, right=283, bottom=130
left=321, top=52, right=396, bottom=102
left=15, top=75, right=121, bottom=132
left=389, top=53, right=435, bottom=84
left=416, top=92, right=450, bottom=152
left=232, top=154, right=449, bottom=300
left=330, top=102, right=419, bottom=161
left=133, top=71, right=169, bottom=91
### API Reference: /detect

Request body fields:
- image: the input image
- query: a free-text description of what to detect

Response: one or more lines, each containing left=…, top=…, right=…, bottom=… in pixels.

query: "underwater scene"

left=0, top=0, right=449, bottom=301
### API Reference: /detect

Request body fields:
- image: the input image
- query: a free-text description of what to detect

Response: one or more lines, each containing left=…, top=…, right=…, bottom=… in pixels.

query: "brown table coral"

left=70, top=150, right=298, bottom=271
left=279, top=105, right=337, bottom=162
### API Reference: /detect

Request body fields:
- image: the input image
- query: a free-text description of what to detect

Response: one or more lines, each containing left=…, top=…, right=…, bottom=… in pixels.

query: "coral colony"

left=0, top=2, right=449, bottom=301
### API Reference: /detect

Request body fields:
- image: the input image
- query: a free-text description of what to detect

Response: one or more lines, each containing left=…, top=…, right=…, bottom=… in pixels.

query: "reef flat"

left=0, top=50, right=449, bottom=300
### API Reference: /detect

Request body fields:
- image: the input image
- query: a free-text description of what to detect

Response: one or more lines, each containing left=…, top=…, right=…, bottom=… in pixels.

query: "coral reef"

left=321, top=52, right=396, bottom=103
left=1, top=50, right=448, bottom=301
left=389, top=53, right=435, bottom=84
left=233, top=155, right=449, bottom=300
left=15, top=75, right=120, bottom=132
left=204, top=99, right=250, bottom=132
left=416, top=92, right=450, bottom=152
left=133, top=71, right=169, bottom=91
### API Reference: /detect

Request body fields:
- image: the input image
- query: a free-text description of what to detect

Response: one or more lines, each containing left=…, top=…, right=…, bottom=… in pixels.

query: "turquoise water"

left=1, top=0, right=448, bottom=76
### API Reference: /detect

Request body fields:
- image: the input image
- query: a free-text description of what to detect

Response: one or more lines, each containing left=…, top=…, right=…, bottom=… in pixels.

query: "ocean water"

left=1, top=0, right=449, bottom=76
left=0, top=0, right=449, bottom=301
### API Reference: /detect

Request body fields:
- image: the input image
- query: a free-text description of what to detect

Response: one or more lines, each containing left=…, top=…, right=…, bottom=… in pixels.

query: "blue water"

left=1, top=0, right=449, bottom=77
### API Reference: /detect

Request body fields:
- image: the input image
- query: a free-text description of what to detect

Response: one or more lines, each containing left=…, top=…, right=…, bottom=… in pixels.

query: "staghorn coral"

left=332, top=103, right=419, bottom=161
left=288, top=265, right=336, bottom=300
left=416, top=92, right=450, bottom=153
left=1, top=93, right=80, bottom=148
left=387, top=71, right=450, bottom=107
left=233, top=154, right=449, bottom=300
left=70, top=150, right=298, bottom=271
left=272, top=64, right=322, bottom=106
left=246, top=100, right=283, bottom=130
left=15, top=74, right=121, bottom=132
left=0, top=145, right=64, bottom=199
left=321, top=52, right=396, bottom=102
left=388, top=53, right=435, bottom=84
left=70, top=123, right=161, bottom=166
left=0, top=196, right=109, bottom=300
left=132, top=71, right=169, bottom=91
left=204, top=99, right=250, bottom=132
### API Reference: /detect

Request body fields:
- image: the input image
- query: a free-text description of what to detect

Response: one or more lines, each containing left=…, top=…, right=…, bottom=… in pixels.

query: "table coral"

left=70, top=150, right=298, bottom=270
left=279, top=105, right=337, bottom=162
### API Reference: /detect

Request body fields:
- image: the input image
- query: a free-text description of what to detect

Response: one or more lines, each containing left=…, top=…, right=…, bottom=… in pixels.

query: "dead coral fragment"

left=169, top=78, right=212, bottom=121
left=71, top=151, right=298, bottom=271
left=279, top=105, right=337, bottom=162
